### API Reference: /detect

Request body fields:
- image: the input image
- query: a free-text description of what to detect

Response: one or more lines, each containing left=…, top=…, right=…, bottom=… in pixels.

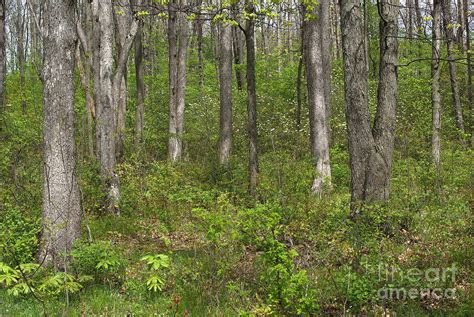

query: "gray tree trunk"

left=0, top=0, right=5, bottom=129
left=321, top=0, right=332, bottom=139
left=218, top=21, right=233, bottom=167
left=296, top=26, right=304, bottom=133
left=339, top=0, right=399, bottom=208
left=366, top=0, right=399, bottom=201
left=168, top=0, right=189, bottom=162
left=134, top=19, right=145, bottom=148
left=232, top=6, right=244, bottom=91
left=442, top=0, right=465, bottom=139
left=340, top=0, right=372, bottom=204
left=304, top=1, right=332, bottom=195
left=463, top=0, right=472, bottom=115
left=92, top=0, right=102, bottom=158
left=195, top=0, right=204, bottom=94
left=96, top=0, right=137, bottom=214
left=432, top=0, right=442, bottom=169
left=40, top=0, right=81, bottom=269
left=98, top=0, right=119, bottom=214
left=245, top=0, right=259, bottom=197
left=113, top=0, right=132, bottom=161
left=16, top=0, right=26, bottom=114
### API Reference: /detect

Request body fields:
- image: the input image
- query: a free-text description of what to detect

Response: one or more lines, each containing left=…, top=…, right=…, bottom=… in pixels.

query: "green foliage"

left=70, top=240, right=125, bottom=284
left=0, top=261, right=89, bottom=298
left=141, top=254, right=171, bottom=292
left=0, top=205, right=40, bottom=265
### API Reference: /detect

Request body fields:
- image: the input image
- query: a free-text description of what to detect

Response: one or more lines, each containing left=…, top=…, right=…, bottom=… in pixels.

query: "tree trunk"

left=304, top=0, right=332, bottom=195
left=76, top=44, right=95, bottom=158
left=16, top=0, right=26, bottom=114
left=432, top=0, right=442, bottom=169
left=295, top=26, right=304, bottom=132
left=168, top=0, right=189, bottom=162
left=196, top=0, right=204, bottom=94
left=366, top=0, right=399, bottom=201
left=414, top=0, right=424, bottom=37
left=321, top=0, right=332, bottom=139
left=134, top=19, right=145, bottom=148
left=245, top=0, right=259, bottom=197
left=340, top=0, right=372, bottom=205
left=113, top=0, right=132, bottom=162
left=218, top=21, right=233, bottom=167
left=232, top=20, right=244, bottom=91
left=463, top=0, right=472, bottom=113
left=98, top=0, right=119, bottom=214
left=463, top=0, right=474, bottom=108
left=340, top=0, right=399, bottom=209
left=0, top=0, right=5, bottom=129
left=456, top=0, right=465, bottom=51
left=407, top=0, right=414, bottom=39
left=92, top=0, right=102, bottom=158
left=40, top=0, right=81, bottom=269
left=441, top=0, right=465, bottom=139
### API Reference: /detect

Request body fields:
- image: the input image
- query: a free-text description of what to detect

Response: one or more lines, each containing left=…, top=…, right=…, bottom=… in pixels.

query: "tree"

left=463, top=0, right=472, bottom=110
left=441, top=0, right=465, bottom=139
left=114, top=0, right=133, bottom=161
left=244, top=0, right=259, bottom=197
left=218, top=18, right=233, bottom=167
left=134, top=15, right=145, bottom=148
left=39, top=0, right=81, bottom=269
left=303, top=0, right=331, bottom=195
left=339, top=0, right=399, bottom=210
left=232, top=6, right=244, bottom=91
left=431, top=0, right=442, bottom=169
left=168, top=0, right=189, bottom=162
left=96, top=0, right=138, bottom=214
left=16, top=0, right=26, bottom=114
left=0, top=0, right=5, bottom=129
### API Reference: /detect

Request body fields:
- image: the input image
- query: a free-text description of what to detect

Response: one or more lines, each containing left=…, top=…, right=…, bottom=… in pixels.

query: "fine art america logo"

left=376, top=263, right=457, bottom=300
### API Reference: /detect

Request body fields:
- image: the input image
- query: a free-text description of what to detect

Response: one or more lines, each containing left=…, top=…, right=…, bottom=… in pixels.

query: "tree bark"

left=339, top=0, right=399, bottom=208
left=463, top=0, right=472, bottom=111
left=321, top=0, right=332, bottom=139
left=218, top=21, right=233, bottom=167
left=168, top=0, right=189, bottom=162
left=92, top=0, right=102, bottom=158
left=245, top=0, right=259, bottom=197
left=196, top=0, right=204, bottom=94
left=432, top=0, right=442, bottom=169
left=114, top=0, right=132, bottom=161
left=407, top=0, right=414, bottom=39
left=296, top=26, right=304, bottom=133
left=304, top=0, right=332, bottom=195
left=16, top=0, right=26, bottom=114
left=366, top=0, right=399, bottom=201
left=98, top=0, right=119, bottom=214
left=232, top=20, right=244, bottom=91
left=0, top=0, right=5, bottom=129
left=340, top=0, right=372, bottom=205
left=134, top=19, right=145, bottom=148
left=441, top=0, right=465, bottom=139
left=40, top=0, right=81, bottom=269
left=76, top=44, right=95, bottom=158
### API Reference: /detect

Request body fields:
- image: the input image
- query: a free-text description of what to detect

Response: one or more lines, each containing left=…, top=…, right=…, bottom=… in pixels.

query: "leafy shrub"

left=70, top=240, right=125, bottom=284
left=141, top=254, right=171, bottom=292
left=0, top=261, right=92, bottom=298
left=0, top=205, right=40, bottom=265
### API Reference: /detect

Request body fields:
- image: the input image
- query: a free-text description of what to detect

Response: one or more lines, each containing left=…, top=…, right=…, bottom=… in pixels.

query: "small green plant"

left=140, top=254, right=170, bottom=292
left=0, top=205, right=41, bottom=265
left=70, top=240, right=125, bottom=284
left=0, top=261, right=90, bottom=298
